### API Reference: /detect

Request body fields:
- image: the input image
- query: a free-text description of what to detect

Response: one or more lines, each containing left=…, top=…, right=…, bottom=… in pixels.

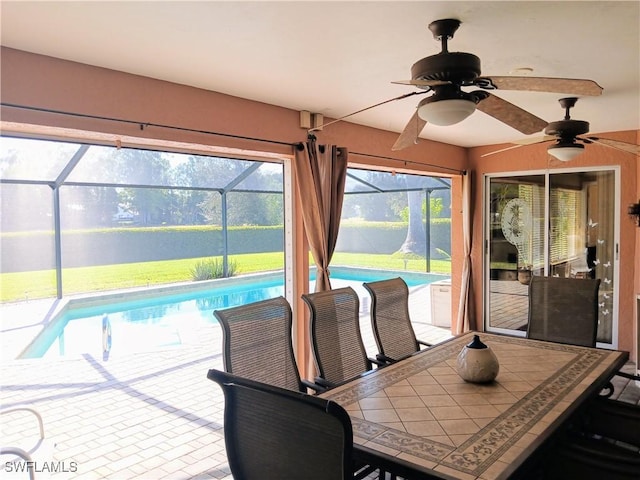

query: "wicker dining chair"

left=207, top=369, right=378, bottom=480
left=546, top=374, right=640, bottom=480
left=544, top=431, right=640, bottom=480
left=302, top=287, right=383, bottom=389
left=363, top=277, right=431, bottom=363
left=214, top=296, right=318, bottom=393
left=525, top=275, right=638, bottom=397
left=526, top=275, right=601, bottom=347
left=582, top=397, right=640, bottom=450
left=526, top=276, right=640, bottom=477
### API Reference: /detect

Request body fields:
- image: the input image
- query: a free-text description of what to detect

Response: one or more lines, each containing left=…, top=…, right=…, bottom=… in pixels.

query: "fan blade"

left=479, top=76, right=603, bottom=96
left=308, top=91, right=428, bottom=133
left=476, top=93, right=548, bottom=134
left=481, top=135, right=555, bottom=158
left=392, top=110, right=427, bottom=151
left=513, top=135, right=556, bottom=146
left=582, top=136, right=640, bottom=155
left=481, top=144, right=525, bottom=158
left=392, top=79, right=449, bottom=88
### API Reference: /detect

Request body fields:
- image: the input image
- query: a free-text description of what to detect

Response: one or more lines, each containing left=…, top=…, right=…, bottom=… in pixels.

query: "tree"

left=399, top=196, right=445, bottom=221
left=397, top=188, right=426, bottom=256
left=108, top=149, right=173, bottom=225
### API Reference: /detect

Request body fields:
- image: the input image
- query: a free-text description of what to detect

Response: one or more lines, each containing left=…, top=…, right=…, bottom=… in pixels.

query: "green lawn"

left=0, top=252, right=451, bottom=303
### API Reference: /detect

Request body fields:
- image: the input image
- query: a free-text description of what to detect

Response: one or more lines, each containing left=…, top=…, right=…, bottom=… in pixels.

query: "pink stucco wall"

left=1, top=46, right=638, bottom=357
left=468, top=134, right=639, bottom=358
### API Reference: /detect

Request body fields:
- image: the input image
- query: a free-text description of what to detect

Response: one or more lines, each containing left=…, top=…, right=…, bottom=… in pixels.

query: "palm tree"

left=397, top=189, right=426, bottom=257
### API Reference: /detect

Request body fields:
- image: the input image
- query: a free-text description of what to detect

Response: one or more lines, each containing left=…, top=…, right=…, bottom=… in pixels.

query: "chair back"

left=585, top=398, right=640, bottom=449
left=214, top=296, right=304, bottom=392
left=302, top=287, right=371, bottom=386
left=363, top=277, right=419, bottom=362
left=207, top=369, right=353, bottom=480
left=527, top=276, right=601, bottom=347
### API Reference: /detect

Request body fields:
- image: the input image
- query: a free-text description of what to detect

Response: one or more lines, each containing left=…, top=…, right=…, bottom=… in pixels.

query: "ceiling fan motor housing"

left=544, top=119, right=590, bottom=138
left=411, top=52, right=481, bottom=85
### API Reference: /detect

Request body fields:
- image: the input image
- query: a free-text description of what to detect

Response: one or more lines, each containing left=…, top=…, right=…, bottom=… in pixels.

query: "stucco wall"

left=0, top=46, right=467, bottom=336
left=1, top=47, right=637, bottom=354
left=468, top=133, right=639, bottom=359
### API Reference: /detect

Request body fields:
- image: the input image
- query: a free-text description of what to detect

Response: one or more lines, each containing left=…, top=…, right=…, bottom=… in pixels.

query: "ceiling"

left=2, top=1, right=639, bottom=149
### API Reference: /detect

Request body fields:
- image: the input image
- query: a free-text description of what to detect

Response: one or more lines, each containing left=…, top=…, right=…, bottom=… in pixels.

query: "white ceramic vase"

left=456, top=334, right=500, bottom=383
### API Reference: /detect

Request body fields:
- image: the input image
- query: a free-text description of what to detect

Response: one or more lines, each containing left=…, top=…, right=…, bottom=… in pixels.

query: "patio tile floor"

left=1, top=285, right=453, bottom=480
left=1, top=284, right=637, bottom=479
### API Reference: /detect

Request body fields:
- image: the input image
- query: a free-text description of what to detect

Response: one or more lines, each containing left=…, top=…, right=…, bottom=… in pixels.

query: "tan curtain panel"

left=294, top=139, right=348, bottom=292
left=457, top=171, right=476, bottom=333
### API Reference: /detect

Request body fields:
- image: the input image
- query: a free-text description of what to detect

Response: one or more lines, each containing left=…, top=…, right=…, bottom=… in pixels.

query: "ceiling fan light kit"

left=547, top=143, right=585, bottom=162
left=418, top=98, right=477, bottom=126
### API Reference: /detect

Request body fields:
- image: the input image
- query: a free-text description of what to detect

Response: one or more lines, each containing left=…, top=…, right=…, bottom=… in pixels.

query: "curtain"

left=594, top=171, right=615, bottom=343
left=456, top=171, right=475, bottom=334
left=294, top=138, right=348, bottom=292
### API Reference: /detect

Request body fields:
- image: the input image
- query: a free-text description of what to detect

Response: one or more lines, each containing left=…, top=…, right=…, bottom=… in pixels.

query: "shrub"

left=435, top=248, right=451, bottom=260
left=191, top=258, right=238, bottom=281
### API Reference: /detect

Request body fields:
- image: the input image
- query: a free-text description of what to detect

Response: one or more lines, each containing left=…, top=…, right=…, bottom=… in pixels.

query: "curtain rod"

left=349, top=151, right=464, bottom=175
left=1, top=102, right=294, bottom=148
left=1, top=102, right=465, bottom=175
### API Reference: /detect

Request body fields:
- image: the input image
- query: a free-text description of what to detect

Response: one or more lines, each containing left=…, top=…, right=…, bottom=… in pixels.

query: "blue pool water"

left=21, top=270, right=448, bottom=360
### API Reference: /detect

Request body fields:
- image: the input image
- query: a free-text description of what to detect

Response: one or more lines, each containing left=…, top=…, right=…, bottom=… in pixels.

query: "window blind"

left=549, top=188, right=583, bottom=264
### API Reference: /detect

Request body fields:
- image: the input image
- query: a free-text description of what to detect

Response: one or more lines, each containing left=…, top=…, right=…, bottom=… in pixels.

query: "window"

left=485, top=169, right=619, bottom=348
left=549, top=187, right=584, bottom=265
left=0, top=136, right=286, bottom=302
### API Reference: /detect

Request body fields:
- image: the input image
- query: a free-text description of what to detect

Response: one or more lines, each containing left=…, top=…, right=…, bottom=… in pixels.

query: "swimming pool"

left=20, top=268, right=449, bottom=360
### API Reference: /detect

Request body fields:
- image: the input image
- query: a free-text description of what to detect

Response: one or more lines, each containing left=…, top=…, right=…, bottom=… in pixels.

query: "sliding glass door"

left=485, top=168, right=618, bottom=348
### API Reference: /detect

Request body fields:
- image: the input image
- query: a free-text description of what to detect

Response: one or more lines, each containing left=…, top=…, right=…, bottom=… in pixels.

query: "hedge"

left=1, top=220, right=451, bottom=273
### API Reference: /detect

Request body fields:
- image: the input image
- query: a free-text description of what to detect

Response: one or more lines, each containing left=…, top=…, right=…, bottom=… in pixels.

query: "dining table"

left=320, top=331, right=628, bottom=480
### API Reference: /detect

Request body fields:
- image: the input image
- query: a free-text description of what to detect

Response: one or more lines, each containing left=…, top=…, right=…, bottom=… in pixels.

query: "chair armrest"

left=417, top=339, right=433, bottom=348
left=0, top=407, right=45, bottom=439
left=369, top=356, right=387, bottom=367
left=301, top=379, right=327, bottom=394
left=615, top=371, right=640, bottom=381
left=599, top=371, right=640, bottom=398
left=0, top=446, right=34, bottom=462
left=375, top=353, right=396, bottom=364
left=563, top=435, right=640, bottom=465
left=1, top=406, right=53, bottom=480
left=314, top=377, right=336, bottom=390
left=0, top=447, right=36, bottom=480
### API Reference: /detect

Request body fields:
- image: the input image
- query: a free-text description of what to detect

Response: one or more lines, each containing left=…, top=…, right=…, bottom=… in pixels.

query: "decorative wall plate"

left=501, top=197, right=531, bottom=248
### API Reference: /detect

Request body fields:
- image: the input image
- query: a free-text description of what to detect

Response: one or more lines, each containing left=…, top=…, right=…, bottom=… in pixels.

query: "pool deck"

left=0, top=280, right=453, bottom=479
left=1, top=282, right=638, bottom=479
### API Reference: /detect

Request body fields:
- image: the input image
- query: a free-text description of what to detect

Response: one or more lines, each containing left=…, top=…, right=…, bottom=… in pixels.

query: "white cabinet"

left=430, top=279, right=452, bottom=328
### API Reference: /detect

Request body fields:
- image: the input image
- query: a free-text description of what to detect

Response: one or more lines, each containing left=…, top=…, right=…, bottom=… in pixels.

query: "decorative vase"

left=456, top=335, right=500, bottom=383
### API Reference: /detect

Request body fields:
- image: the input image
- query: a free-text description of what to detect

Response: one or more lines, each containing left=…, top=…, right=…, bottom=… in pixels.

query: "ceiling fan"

left=391, top=18, right=604, bottom=151
left=482, top=97, right=640, bottom=160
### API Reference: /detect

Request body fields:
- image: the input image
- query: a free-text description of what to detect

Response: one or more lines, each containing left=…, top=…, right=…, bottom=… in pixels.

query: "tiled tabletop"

left=321, top=332, right=628, bottom=480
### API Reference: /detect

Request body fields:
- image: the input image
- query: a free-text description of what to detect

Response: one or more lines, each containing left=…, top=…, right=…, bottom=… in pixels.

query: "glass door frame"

left=483, top=165, right=620, bottom=349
